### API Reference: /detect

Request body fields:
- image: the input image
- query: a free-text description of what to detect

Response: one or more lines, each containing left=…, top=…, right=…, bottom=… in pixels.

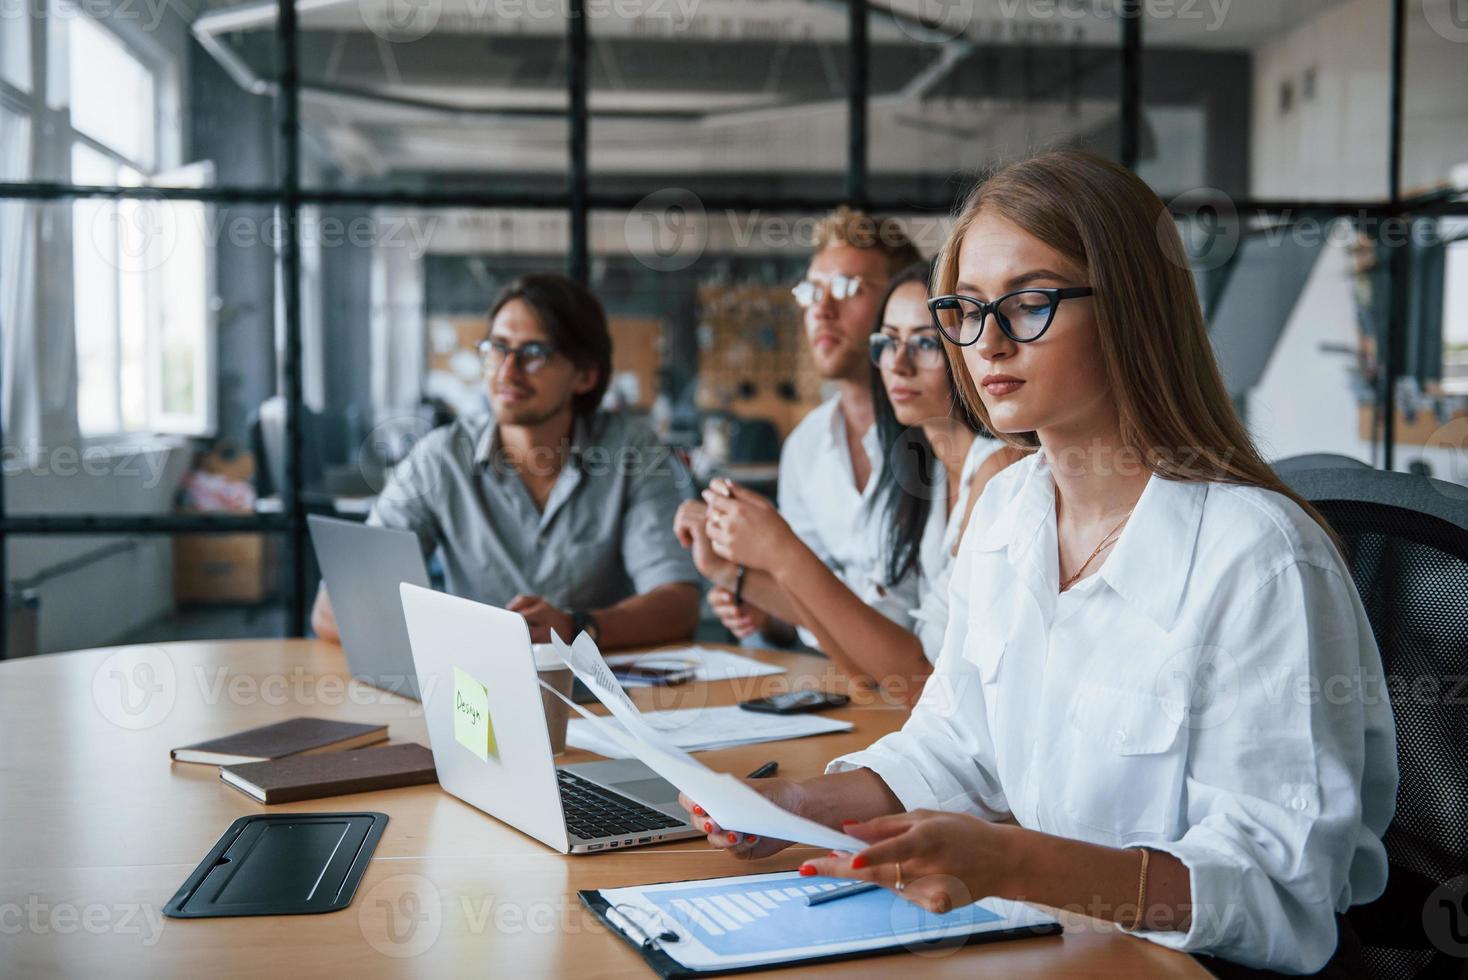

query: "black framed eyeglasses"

left=869, top=333, right=946, bottom=370
left=478, top=338, right=558, bottom=375
left=928, top=287, right=1094, bottom=345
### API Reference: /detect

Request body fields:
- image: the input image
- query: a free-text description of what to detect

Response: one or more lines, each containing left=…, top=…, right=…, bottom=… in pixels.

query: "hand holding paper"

left=547, top=632, right=863, bottom=852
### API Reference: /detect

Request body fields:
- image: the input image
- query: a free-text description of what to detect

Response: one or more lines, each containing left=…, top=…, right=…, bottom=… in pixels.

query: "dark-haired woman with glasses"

left=696, top=264, right=1025, bottom=704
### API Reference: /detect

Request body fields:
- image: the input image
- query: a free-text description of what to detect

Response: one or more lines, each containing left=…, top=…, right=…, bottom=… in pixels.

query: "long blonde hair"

left=932, top=149, right=1336, bottom=539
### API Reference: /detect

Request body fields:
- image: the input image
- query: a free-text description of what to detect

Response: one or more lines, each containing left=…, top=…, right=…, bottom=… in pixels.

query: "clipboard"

left=580, top=870, right=1063, bottom=978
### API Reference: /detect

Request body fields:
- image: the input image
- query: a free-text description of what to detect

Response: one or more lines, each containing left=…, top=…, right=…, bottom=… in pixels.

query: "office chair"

left=1272, top=452, right=1372, bottom=476
left=727, top=417, right=782, bottom=464
left=1280, top=467, right=1468, bottom=980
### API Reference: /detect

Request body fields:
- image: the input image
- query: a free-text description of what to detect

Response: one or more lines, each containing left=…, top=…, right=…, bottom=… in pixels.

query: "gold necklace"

left=1060, top=511, right=1133, bottom=591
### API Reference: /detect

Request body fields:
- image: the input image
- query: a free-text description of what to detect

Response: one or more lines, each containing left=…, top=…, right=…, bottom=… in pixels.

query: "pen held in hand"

left=805, top=880, right=881, bottom=907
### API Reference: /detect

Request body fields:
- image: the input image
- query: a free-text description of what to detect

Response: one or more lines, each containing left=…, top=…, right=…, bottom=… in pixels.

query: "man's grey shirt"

left=367, top=411, right=698, bottom=611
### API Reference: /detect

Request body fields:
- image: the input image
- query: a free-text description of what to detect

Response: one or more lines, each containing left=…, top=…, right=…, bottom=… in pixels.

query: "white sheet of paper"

left=567, top=705, right=851, bottom=757
left=547, top=633, right=863, bottom=852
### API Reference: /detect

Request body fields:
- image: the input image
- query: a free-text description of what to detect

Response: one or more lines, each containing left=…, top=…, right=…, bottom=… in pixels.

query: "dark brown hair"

left=870, top=262, right=983, bottom=585
left=487, top=273, right=612, bottom=419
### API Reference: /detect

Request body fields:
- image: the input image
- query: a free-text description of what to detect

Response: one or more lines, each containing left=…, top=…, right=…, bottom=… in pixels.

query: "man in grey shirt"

left=313, top=273, right=700, bottom=648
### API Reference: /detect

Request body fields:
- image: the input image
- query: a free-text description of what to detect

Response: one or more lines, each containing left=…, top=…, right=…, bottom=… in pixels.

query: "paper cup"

left=533, top=646, right=574, bottom=755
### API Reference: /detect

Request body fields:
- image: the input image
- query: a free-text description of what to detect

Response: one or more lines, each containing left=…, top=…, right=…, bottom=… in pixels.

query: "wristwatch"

left=571, top=609, right=601, bottom=643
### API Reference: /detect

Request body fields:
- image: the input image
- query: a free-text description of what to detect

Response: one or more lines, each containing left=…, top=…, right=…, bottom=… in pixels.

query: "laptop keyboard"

left=557, top=770, right=687, bottom=841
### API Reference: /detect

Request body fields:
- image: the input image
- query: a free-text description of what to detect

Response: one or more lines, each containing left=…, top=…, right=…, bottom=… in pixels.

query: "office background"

left=0, top=0, right=1465, bottom=658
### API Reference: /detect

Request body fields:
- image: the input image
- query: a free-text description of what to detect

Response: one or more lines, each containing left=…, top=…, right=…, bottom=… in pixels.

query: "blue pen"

left=805, top=880, right=881, bottom=907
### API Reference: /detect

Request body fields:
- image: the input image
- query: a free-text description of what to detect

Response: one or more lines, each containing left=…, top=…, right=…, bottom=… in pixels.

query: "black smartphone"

left=609, top=663, right=696, bottom=686
left=739, top=690, right=850, bottom=714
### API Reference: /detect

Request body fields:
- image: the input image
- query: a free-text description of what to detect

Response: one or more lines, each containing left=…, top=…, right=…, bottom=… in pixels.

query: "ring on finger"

left=895, top=861, right=905, bottom=893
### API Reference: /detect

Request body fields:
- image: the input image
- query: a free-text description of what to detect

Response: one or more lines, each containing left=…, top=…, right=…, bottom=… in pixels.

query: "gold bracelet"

left=1129, top=848, right=1151, bottom=931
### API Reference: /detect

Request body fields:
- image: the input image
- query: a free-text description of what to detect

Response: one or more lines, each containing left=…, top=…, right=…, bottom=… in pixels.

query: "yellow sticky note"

left=453, top=666, right=497, bottom=761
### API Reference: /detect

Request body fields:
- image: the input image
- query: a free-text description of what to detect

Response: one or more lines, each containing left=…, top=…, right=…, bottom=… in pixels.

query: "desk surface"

left=0, top=640, right=1207, bottom=978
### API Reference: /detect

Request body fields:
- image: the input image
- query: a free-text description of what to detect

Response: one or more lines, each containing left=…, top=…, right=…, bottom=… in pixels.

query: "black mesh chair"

left=1273, top=452, right=1373, bottom=476
left=1280, top=467, right=1468, bottom=980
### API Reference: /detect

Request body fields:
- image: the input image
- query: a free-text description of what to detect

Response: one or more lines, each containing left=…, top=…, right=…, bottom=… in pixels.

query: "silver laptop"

left=399, top=583, right=703, bottom=854
left=308, top=515, right=432, bottom=700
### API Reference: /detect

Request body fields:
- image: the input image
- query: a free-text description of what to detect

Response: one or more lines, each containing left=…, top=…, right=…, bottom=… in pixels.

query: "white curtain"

left=0, top=106, right=38, bottom=449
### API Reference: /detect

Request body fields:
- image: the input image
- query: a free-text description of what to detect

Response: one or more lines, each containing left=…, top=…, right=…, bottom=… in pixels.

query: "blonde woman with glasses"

left=679, top=151, right=1396, bottom=977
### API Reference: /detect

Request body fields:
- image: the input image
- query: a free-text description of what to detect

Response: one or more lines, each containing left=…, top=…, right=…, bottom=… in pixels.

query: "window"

left=67, top=13, right=154, bottom=169
left=54, top=10, right=214, bottom=438
left=0, top=14, right=29, bottom=93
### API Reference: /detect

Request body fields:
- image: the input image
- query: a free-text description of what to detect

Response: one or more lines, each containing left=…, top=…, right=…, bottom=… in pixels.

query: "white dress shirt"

left=906, top=436, right=1006, bottom=661
left=778, top=395, right=916, bottom=645
left=828, top=452, right=1397, bottom=974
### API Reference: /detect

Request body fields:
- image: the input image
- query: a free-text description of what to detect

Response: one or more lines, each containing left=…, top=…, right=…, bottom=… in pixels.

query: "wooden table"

left=0, top=640, right=1208, bottom=978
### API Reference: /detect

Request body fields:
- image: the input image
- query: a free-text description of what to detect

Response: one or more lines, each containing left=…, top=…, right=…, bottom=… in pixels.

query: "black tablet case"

left=164, top=812, right=387, bottom=918
left=579, top=880, right=1064, bottom=978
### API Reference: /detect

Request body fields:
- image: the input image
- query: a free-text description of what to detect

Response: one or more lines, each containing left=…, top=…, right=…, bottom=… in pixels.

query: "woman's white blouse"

left=907, top=436, right=1005, bottom=660
left=828, top=453, right=1398, bottom=974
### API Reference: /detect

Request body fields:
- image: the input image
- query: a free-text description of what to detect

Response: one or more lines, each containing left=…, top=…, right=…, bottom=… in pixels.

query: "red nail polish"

left=748, top=836, right=759, bottom=843
left=829, top=851, right=841, bottom=857
left=693, top=805, right=705, bottom=816
left=727, top=832, right=738, bottom=844
left=841, top=819, right=858, bottom=826
left=850, top=855, right=868, bottom=870
left=798, top=865, right=816, bottom=876
left=703, top=822, right=712, bottom=833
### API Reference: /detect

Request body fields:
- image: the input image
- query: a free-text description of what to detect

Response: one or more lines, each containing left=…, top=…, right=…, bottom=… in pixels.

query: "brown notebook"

left=219, top=742, right=437, bottom=804
left=170, top=717, right=389, bottom=765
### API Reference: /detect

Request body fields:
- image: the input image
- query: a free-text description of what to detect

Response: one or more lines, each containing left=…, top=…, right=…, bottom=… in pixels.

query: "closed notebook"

left=170, top=717, right=388, bottom=765
left=220, top=742, right=438, bottom=804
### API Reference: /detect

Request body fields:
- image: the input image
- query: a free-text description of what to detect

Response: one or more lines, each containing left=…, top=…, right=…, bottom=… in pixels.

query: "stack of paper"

left=567, top=705, right=851, bottom=757
left=545, top=632, right=865, bottom=852
left=604, top=647, right=784, bottom=686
